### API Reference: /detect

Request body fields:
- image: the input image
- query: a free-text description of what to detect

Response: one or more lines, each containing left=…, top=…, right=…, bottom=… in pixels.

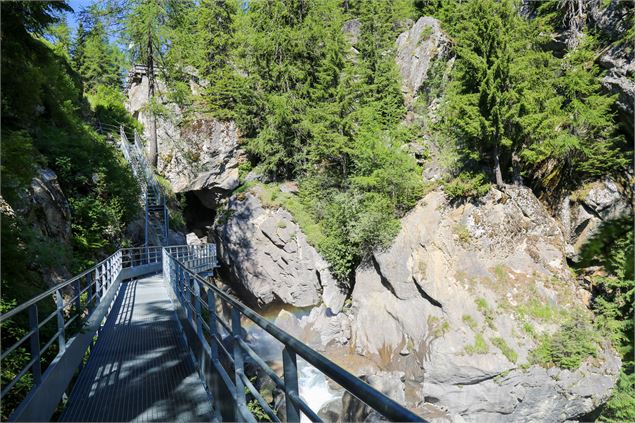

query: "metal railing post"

left=194, top=281, right=203, bottom=340
left=28, top=304, right=42, bottom=385
left=86, top=273, right=93, bottom=311
left=207, top=289, right=219, bottom=361
left=283, top=346, right=301, bottom=423
left=74, top=275, right=82, bottom=321
left=95, top=268, right=101, bottom=306
left=232, top=307, right=247, bottom=421
left=54, top=290, right=66, bottom=354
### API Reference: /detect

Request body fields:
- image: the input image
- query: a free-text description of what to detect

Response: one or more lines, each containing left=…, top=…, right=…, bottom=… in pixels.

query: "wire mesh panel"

left=163, top=249, right=424, bottom=423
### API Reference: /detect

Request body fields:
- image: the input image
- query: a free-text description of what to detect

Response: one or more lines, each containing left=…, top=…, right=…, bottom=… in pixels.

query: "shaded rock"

left=27, top=168, right=72, bottom=242
left=558, top=180, right=632, bottom=258
left=343, top=19, right=361, bottom=45
left=187, top=232, right=206, bottom=245
left=215, top=187, right=347, bottom=310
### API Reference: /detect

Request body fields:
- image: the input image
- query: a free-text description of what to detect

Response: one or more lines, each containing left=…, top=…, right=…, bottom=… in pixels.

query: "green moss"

left=428, top=316, right=450, bottom=337
left=491, top=337, right=518, bottom=363
left=475, top=298, right=496, bottom=329
left=518, top=299, right=562, bottom=322
left=256, top=183, right=324, bottom=247
left=462, top=314, right=478, bottom=331
left=465, top=333, right=489, bottom=354
left=522, top=322, right=536, bottom=338
left=454, top=224, right=471, bottom=244
left=494, top=264, right=507, bottom=281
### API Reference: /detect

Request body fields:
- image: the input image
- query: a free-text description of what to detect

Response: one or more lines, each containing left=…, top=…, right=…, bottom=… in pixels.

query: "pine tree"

left=123, top=0, right=183, bottom=167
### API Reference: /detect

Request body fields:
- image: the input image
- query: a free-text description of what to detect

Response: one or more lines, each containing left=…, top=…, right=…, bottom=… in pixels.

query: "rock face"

left=349, top=186, right=620, bottom=422
left=558, top=179, right=632, bottom=258
left=215, top=187, right=347, bottom=312
left=127, top=75, right=245, bottom=207
left=396, top=17, right=450, bottom=105
left=26, top=168, right=72, bottom=243
left=7, top=168, right=73, bottom=286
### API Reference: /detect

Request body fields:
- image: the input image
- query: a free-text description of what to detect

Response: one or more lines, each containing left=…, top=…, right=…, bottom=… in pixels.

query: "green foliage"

left=444, top=171, right=491, bottom=200
left=0, top=131, right=41, bottom=204
left=86, top=84, right=141, bottom=132
left=517, top=299, right=561, bottom=322
left=465, top=333, right=489, bottom=354
left=491, top=337, right=518, bottom=363
left=462, top=314, right=478, bottom=331
left=530, top=311, right=599, bottom=370
left=72, top=7, right=124, bottom=93
left=577, top=216, right=634, bottom=421
left=599, top=371, right=635, bottom=422
left=435, top=0, right=628, bottom=199
left=475, top=297, right=496, bottom=329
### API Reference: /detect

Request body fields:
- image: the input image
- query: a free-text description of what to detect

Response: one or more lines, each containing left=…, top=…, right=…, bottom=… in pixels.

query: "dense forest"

left=1, top=0, right=633, bottom=421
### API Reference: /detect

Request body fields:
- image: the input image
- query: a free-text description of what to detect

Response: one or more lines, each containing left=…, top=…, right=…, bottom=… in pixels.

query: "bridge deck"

left=60, top=274, right=213, bottom=422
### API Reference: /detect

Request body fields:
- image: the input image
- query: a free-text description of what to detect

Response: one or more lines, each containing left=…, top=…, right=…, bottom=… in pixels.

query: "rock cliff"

left=347, top=186, right=620, bottom=421
left=126, top=74, right=245, bottom=208
left=215, top=186, right=347, bottom=312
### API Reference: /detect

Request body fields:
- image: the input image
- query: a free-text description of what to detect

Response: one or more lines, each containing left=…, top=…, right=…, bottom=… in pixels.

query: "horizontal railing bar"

left=288, top=392, right=323, bottom=422
left=167, top=252, right=424, bottom=423
left=212, top=358, right=237, bottom=400
left=213, top=335, right=234, bottom=365
left=1, top=355, right=39, bottom=398
left=237, top=370, right=281, bottom=423
left=0, top=252, right=118, bottom=322
left=39, top=330, right=62, bottom=357
left=0, top=245, right=208, bottom=323
left=63, top=313, right=81, bottom=329
left=38, top=310, right=59, bottom=330
left=216, top=315, right=232, bottom=335
left=237, top=338, right=285, bottom=390
left=0, top=328, right=36, bottom=361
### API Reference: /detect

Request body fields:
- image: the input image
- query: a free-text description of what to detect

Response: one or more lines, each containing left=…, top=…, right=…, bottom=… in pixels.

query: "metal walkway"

left=60, top=274, right=213, bottom=422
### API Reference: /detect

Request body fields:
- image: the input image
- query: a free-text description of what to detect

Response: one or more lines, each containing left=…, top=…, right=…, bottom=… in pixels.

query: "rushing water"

left=297, top=358, right=341, bottom=423
left=242, top=306, right=341, bottom=420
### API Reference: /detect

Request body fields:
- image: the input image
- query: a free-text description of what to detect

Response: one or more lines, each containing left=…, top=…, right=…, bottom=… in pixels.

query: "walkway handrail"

left=164, top=250, right=425, bottom=423
left=0, top=244, right=215, bottom=421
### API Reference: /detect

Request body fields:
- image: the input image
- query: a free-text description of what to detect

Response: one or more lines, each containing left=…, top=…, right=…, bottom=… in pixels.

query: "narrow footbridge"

left=0, top=244, right=424, bottom=422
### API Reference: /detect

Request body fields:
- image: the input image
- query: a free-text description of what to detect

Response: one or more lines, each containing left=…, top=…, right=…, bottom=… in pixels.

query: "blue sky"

left=63, top=0, right=93, bottom=33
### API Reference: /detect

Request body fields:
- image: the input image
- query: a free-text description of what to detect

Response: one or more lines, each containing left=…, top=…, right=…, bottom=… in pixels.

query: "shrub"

left=475, top=298, right=496, bottom=329
left=491, top=337, right=518, bottom=363
left=465, top=333, right=489, bottom=354
left=530, top=311, right=599, bottom=370
left=463, top=314, right=478, bottom=330
left=444, top=171, right=491, bottom=200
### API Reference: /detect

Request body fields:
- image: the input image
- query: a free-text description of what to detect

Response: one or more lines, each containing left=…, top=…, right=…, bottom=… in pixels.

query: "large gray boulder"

left=215, top=186, right=347, bottom=312
left=127, top=75, right=245, bottom=207
left=349, top=186, right=620, bottom=422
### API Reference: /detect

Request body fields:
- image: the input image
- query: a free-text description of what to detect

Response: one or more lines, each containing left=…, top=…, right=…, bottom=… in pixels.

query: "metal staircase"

left=119, top=126, right=169, bottom=246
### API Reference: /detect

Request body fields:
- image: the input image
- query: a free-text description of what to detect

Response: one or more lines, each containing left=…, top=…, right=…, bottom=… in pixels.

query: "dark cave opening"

left=182, top=191, right=216, bottom=238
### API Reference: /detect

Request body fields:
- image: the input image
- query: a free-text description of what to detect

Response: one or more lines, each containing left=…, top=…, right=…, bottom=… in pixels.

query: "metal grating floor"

left=60, top=274, right=213, bottom=422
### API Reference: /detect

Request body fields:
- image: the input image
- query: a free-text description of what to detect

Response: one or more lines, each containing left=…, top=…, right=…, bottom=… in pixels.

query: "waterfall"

left=298, top=358, right=340, bottom=423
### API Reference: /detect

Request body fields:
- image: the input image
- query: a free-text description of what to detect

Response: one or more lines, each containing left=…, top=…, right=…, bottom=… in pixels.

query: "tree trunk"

left=147, top=32, right=158, bottom=168
left=494, top=144, right=504, bottom=187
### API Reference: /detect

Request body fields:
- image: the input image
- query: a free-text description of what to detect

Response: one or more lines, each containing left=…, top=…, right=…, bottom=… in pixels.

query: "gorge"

left=1, top=1, right=633, bottom=422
